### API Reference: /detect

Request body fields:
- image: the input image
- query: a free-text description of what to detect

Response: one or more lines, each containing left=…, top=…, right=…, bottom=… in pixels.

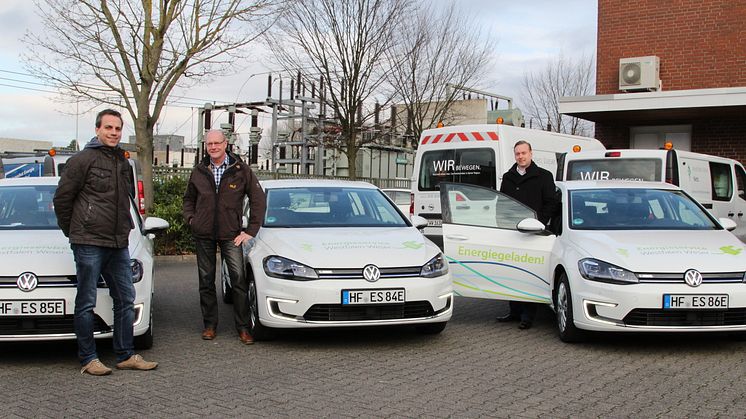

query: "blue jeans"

left=72, top=244, right=135, bottom=365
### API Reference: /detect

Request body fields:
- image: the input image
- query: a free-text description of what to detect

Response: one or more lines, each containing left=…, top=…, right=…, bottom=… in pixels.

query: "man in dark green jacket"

left=54, top=109, right=158, bottom=375
left=183, top=130, right=266, bottom=345
left=497, top=140, right=559, bottom=330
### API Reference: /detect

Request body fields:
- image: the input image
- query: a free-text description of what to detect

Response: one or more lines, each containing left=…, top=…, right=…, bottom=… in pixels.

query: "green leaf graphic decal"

left=402, top=241, right=424, bottom=249
left=719, top=245, right=743, bottom=256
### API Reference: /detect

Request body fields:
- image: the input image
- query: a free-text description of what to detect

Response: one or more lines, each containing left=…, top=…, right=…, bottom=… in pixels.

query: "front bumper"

left=572, top=278, right=746, bottom=332
left=257, top=273, right=453, bottom=329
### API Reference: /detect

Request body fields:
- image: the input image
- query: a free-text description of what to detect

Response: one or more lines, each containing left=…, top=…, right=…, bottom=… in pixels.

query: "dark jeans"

left=72, top=244, right=135, bottom=365
left=509, top=301, right=538, bottom=323
left=194, top=238, right=249, bottom=332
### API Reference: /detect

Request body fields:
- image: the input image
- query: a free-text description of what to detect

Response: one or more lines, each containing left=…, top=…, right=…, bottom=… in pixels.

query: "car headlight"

left=421, top=253, right=448, bottom=278
left=578, top=258, right=637, bottom=285
left=131, top=259, right=144, bottom=283
left=263, top=256, right=318, bottom=281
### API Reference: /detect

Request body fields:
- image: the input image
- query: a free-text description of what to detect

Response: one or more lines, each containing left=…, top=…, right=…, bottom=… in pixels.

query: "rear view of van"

left=412, top=124, right=605, bottom=246
left=559, top=149, right=746, bottom=241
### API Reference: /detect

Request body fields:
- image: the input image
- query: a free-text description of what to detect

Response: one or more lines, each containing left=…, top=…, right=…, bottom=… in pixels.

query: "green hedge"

left=151, top=176, right=194, bottom=255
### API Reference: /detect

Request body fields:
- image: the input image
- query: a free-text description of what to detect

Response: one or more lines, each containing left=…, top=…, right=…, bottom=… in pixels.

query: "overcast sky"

left=0, top=0, right=597, bottom=148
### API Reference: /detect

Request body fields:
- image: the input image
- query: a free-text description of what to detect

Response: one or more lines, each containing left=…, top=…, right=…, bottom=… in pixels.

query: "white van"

left=558, top=148, right=746, bottom=241
left=412, top=124, right=606, bottom=246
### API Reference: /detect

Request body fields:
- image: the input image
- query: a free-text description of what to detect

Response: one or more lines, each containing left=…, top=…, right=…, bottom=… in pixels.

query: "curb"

left=155, top=254, right=197, bottom=262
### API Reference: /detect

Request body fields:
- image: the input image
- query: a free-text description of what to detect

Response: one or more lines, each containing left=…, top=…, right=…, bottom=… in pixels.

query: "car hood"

left=0, top=230, right=75, bottom=276
left=571, top=230, right=746, bottom=272
left=257, top=227, right=438, bottom=268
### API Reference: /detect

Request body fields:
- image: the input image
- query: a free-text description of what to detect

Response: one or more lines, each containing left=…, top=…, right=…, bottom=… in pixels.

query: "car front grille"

left=303, top=301, right=435, bottom=321
left=0, top=276, right=107, bottom=288
left=624, top=308, right=746, bottom=327
left=636, top=272, right=746, bottom=284
left=0, top=314, right=110, bottom=335
left=316, top=267, right=422, bottom=280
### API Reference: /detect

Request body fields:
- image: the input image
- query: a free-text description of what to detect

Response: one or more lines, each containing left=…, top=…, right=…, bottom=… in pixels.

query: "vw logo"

left=362, top=265, right=381, bottom=282
left=684, top=269, right=703, bottom=288
left=17, top=272, right=38, bottom=292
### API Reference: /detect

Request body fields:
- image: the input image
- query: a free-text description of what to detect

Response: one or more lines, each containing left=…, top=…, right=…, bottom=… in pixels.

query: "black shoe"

left=518, top=321, right=532, bottom=330
left=496, top=314, right=519, bottom=322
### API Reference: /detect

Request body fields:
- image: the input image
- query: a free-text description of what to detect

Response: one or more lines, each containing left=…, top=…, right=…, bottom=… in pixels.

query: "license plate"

left=342, top=289, right=405, bottom=305
left=0, top=300, right=66, bottom=316
left=427, top=219, right=442, bottom=227
left=663, top=294, right=728, bottom=309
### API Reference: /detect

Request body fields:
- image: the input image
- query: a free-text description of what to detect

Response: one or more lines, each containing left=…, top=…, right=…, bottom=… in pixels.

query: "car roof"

left=557, top=180, right=681, bottom=191
left=0, top=176, right=60, bottom=186
left=260, top=179, right=379, bottom=189
left=381, top=188, right=410, bottom=193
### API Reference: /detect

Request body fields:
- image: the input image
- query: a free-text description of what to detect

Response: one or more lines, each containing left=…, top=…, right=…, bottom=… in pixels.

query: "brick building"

left=560, top=0, right=746, bottom=164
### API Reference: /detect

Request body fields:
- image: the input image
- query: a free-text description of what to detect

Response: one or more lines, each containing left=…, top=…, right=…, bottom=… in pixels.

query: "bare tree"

left=23, top=0, right=280, bottom=209
left=266, top=0, right=409, bottom=179
left=386, top=2, right=494, bottom=146
left=521, top=53, right=594, bottom=136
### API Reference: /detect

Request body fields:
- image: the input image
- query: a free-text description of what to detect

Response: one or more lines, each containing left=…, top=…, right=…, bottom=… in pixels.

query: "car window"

left=736, top=164, right=746, bottom=201
left=264, top=187, right=408, bottom=228
left=0, top=185, right=58, bottom=229
left=440, top=182, right=536, bottom=230
left=569, top=188, right=718, bottom=230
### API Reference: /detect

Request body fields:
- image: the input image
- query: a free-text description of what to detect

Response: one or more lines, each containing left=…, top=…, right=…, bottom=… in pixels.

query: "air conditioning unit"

left=619, top=56, right=660, bottom=92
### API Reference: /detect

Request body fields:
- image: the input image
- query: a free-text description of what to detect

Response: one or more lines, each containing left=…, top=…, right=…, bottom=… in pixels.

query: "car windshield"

left=264, top=187, right=409, bottom=228
left=0, top=185, right=59, bottom=230
left=569, top=188, right=719, bottom=231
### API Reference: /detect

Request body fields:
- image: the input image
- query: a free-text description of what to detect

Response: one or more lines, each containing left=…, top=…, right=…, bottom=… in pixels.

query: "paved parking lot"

left=2, top=258, right=746, bottom=418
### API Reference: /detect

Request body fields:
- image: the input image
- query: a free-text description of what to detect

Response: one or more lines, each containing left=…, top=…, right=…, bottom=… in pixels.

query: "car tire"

left=134, top=305, right=154, bottom=350
left=221, top=257, right=233, bottom=304
left=248, top=276, right=275, bottom=341
left=555, top=273, right=584, bottom=343
left=415, top=322, right=447, bottom=335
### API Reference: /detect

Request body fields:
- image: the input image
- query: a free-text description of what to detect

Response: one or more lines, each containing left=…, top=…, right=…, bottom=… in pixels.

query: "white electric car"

left=440, top=180, right=746, bottom=342
left=0, top=177, right=169, bottom=348
left=223, top=179, right=453, bottom=340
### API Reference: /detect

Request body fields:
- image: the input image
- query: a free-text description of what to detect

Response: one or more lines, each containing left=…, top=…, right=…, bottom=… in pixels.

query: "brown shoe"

left=201, top=327, right=216, bottom=340
left=80, top=358, right=112, bottom=376
left=116, top=354, right=158, bottom=371
left=238, top=330, right=254, bottom=345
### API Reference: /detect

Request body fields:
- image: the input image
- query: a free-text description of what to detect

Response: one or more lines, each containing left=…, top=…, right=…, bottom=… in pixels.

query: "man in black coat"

left=497, top=140, right=559, bottom=329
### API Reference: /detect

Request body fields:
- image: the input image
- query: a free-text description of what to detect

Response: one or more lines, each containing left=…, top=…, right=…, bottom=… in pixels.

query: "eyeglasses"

left=206, top=141, right=225, bottom=147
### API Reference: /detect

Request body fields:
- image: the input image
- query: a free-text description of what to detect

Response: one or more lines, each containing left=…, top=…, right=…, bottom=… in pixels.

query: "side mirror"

left=143, top=216, right=170, bottom=234
left=719, top=218, right=737, bottom=232
left=516, top=218, right=545, bottom=233
left=410, top=215, right=429, bottom=230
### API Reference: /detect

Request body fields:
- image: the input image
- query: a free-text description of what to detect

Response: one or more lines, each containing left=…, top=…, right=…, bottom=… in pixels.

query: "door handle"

left=445, top=234, right=469, bottom=241
left=738, top=212, right=744, bottom=217
left=728, top=212, right=735, bottom=217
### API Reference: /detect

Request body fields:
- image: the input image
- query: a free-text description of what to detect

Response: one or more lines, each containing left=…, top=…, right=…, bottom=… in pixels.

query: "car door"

left=439, top=182, right=554, bottom=303
left=733, top=163, right=746, bottom=241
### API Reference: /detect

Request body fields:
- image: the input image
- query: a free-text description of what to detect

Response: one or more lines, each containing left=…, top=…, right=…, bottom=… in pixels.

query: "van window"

left=709, top=162, right=732, bottom=201
left=566, top=158, right=662, bottom=181
left=735, top=165, right=745, bottom=201
left=418, top=148, right=496, bottom=191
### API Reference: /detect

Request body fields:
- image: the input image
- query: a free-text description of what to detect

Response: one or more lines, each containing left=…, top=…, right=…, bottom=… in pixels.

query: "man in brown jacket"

left=183, top=130, right=266, bottom=344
